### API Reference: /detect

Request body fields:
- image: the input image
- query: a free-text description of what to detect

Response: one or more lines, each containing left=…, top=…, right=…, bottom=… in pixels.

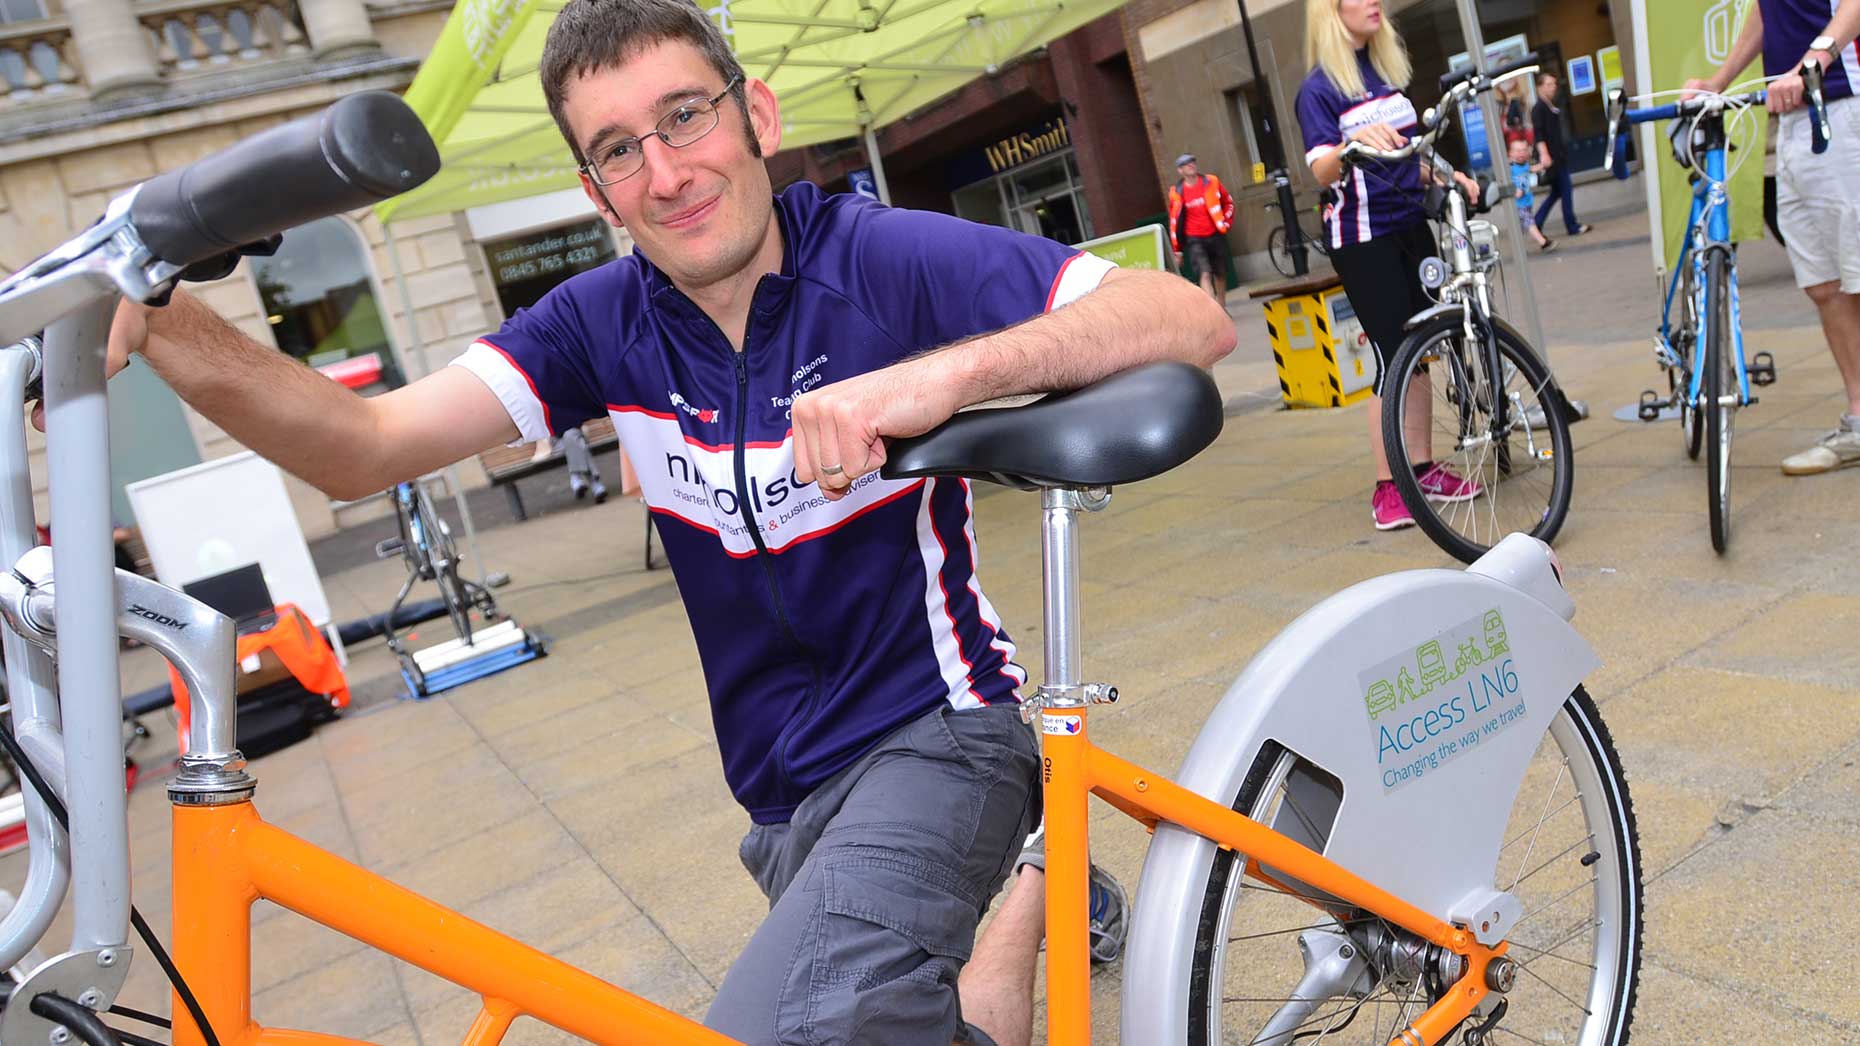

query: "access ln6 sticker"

left=1041, top=713, right=1083, bottom=736
left=1357, top=607, right=1527, bottom=792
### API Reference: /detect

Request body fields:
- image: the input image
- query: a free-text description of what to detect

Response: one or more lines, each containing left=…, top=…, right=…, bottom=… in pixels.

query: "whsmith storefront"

left=766, top=12, right=1163, bottom=248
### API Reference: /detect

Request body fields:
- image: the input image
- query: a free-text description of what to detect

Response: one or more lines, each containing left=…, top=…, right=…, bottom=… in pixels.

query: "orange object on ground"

left=167, top=602, right=349, bottom=755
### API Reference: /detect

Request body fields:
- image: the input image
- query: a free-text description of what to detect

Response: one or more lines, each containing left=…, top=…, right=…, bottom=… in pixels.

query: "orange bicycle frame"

left=1037, top=704, right=1505, bottom=1046
left=169, top=799, right=735, bottom=1045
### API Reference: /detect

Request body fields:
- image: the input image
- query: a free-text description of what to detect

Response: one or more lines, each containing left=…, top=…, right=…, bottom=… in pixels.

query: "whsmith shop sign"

left=947, top=114, right=1072, bottom=188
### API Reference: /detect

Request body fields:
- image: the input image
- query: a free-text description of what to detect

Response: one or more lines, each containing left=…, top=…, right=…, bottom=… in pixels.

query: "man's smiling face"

left=565, top=38, right=784, bottom=289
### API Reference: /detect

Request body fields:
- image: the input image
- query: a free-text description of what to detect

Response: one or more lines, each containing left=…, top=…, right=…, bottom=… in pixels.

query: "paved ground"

left=6, top=207, right=1859, bottom=1043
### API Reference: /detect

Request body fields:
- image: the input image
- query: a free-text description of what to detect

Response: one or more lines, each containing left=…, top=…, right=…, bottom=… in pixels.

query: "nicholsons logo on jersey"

left=1357, top=608, right=1526, bottom=792
left=667, top=391, right=719, bottom=424
left=1338, top=94, right=1418, bottom=138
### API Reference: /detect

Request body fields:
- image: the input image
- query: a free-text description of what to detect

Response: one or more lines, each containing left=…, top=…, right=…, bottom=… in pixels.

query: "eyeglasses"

left=580, top=76, right=743, bottom=185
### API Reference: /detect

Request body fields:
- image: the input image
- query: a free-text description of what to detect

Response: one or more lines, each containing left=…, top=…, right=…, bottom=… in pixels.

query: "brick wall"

left=1049, top=16, right=1162, bottom=233
left=766, top=16, right=1165, bottom=241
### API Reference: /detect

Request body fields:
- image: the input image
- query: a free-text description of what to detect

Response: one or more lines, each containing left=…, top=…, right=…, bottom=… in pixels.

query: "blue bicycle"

left=1605, top=62, right=1831, bottom=552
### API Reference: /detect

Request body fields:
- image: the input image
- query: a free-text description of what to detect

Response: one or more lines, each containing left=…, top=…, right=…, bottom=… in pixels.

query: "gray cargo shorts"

left=703, top=702, right=1041, bottom=1046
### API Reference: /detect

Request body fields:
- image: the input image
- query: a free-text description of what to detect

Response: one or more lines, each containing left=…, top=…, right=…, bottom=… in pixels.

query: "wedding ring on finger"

left=819, top=463, right=846, bottom=477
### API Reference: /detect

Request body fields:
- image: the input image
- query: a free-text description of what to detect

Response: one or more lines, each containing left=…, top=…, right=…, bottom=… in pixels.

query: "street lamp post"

left=1236, top=0, right=1307, bottom=277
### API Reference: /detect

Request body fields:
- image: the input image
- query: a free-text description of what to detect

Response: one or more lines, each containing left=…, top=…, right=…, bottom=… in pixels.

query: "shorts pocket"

left=784, top=851, right=980, bottom=1046
left=821, top=851, right=978, bottom=962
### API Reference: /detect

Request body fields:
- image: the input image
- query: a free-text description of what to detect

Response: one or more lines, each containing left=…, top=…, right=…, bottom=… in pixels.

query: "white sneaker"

left=1781, top=426, right=1860, bottom=475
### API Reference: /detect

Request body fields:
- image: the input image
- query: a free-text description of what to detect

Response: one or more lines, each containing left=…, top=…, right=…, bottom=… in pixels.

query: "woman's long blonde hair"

left=1304, top=0, right=1411, bottom=100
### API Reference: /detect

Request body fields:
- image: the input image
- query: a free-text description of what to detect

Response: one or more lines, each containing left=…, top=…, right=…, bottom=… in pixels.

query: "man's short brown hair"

left=541, top=0, right=755, bottom=165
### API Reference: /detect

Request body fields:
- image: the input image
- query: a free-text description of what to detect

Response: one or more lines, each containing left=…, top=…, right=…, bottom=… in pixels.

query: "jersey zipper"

left=730, top=347, right=826, bottom=791
left=730, top=348, right=804, bottom=650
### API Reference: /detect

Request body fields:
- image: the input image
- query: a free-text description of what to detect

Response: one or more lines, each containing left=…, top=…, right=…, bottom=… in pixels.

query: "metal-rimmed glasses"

left=580, top=75, right=743, bottom=185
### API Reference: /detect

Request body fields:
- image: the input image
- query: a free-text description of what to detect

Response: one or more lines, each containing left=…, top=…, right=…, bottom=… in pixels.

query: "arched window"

left=249, top=217, right=405, bottom=395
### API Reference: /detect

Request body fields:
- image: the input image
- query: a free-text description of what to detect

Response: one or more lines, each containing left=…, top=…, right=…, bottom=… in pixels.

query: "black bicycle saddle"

left=883, top=361, right=1223, bottom=491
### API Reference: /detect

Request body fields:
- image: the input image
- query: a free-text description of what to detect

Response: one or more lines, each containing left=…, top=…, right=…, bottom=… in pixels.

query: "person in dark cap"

left=1167, top=152, right=1237, bottom=303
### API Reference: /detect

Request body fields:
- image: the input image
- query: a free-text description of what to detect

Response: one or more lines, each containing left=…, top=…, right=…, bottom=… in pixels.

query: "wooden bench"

left=478, top=417, right=622, bottom=522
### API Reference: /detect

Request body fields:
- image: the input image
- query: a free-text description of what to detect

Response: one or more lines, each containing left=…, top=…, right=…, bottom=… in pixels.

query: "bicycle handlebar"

left=1341, top=56, right=1538, bottom=169
left=128, top=91, right=439, bottom=270
left=1605, top=59, right=1831, bottom=177
left=1438, top=53, right=1541, bottom=95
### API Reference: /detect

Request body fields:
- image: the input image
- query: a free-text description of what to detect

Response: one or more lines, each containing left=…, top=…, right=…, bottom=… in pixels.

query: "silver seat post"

left=1040, top=488, right=1084, bottom=692
left=1035, top=487, right=1116, bottom=713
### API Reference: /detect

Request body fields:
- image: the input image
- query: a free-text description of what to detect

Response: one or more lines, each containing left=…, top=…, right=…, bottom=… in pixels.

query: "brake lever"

left=145, top=234, right=284, bottom=307
left=1803, top=58, right=1831, bottom=154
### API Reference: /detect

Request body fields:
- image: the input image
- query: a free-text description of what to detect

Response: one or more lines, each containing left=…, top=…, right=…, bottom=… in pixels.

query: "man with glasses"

left=100, top=0, right=1235, bottom=1043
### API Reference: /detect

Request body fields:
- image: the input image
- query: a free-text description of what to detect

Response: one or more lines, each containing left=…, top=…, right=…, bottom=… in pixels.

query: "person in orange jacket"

left=1167, top=153, right=1236, bottom=303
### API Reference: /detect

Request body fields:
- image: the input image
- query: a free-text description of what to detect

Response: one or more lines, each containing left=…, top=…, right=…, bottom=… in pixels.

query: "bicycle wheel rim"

left=1704, top=253, right=1733, bottom=553
left=416, top=485, right=475, bottom=643
left=1189, top=688, right=1640, bottom=1046
left=1384, top=320, right=1573, bottom=564
left=1268, top=227, right=1294, bottom=278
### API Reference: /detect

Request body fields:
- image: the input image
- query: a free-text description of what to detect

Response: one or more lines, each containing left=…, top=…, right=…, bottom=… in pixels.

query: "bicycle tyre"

left=1383, top=315, right=1574, bottom=564
left=1704, top=250, right=1734, bottom=554
left=1674, top=261, right=1704, bottom=461
left=1267, top=225, right=1296, bottom=278
left=1185, top=685, right=1642, bottom=1046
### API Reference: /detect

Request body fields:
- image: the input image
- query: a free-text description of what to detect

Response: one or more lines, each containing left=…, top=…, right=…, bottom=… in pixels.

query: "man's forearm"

left=1711, top=4, right=1765, bottom=89
left=137, top=293, right=390, bottom=499
left=942, top=268, right=1236, bottom=407
left=1816, top=0, right=1860, bottom=58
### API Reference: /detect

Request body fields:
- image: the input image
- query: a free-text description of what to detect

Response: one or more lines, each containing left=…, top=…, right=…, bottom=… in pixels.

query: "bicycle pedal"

left=374, top=537, right=405, bottom=559
left=1747, top=351, right=1777, bottom=386
left=1636, top=390, right=1669, bottom=422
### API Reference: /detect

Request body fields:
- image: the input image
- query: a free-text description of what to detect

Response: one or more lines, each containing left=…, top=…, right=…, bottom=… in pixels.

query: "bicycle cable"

left=0, top=722, right=222, bottom=1046
left=29, top=992, right=122, bottom=1046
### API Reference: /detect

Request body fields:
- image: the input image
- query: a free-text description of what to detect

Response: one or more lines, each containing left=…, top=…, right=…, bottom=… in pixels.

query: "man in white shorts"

left=1691, top=0, right=1860, bottom=474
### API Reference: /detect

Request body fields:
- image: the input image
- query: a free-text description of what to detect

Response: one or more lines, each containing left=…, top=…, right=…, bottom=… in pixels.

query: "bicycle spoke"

left=1510, top=754, right=1571, bottom=889
left=1226, top=914, right=1380, bottom=945
left=1510, top=833, right=1598, bottom=893
left=1513, top=876, right=1597, bottom=931
left=1513, top=954, right=1594, bottom=1016
left=1509, top=918, right=1601, bottom=974
left=1499, top=793, right=1582, bottom=852
left=1492, top=1024, right=1558, bottom=1046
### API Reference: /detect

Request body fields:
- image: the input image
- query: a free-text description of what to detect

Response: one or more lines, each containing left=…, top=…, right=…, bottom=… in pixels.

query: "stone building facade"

left=0, top=0, right=639, bottom=538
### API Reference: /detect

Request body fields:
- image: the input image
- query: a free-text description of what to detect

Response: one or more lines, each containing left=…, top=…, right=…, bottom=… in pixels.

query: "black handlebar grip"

left=1803, top=59, right=1831, bottom=155
left=130, top=91, right=440, bottom=269
left=1437, top=52, right=1540, bottom=94
left=1486, top=52, right=1541, bottom=84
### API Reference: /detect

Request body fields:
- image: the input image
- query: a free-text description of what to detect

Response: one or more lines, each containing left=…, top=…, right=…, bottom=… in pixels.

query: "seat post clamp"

left=1022, top=681, right=1119, bottom=722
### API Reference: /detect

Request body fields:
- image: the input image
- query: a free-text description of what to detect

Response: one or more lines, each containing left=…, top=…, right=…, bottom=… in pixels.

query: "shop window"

left=0, top=0, right=46, bottom=23
left=483, top=219, right=618, bottom=319
left=250, top=216, right=404, bottom=396
left=1227, top=84, right=1275, bottom=179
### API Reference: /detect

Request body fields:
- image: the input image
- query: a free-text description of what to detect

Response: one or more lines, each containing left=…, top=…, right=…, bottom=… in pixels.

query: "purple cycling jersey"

left=1296, top=50, right=1429, bottom=249
left=452, top=183, right=1114, bottom=824
left=1759, top=0, right=1857, bottom=100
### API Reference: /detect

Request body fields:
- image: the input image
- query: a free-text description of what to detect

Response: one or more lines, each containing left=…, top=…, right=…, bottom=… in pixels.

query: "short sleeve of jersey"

left=841, top=202, right=1115, bottom=353
left=1296, top=74, right=1345, bottom=169
left=449, top=286, right=607, bottom=446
